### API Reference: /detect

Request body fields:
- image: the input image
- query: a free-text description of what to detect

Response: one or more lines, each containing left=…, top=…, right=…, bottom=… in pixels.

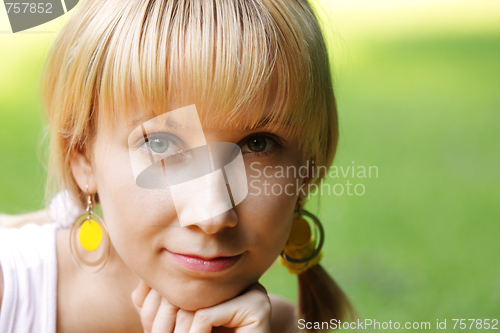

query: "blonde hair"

left=41, top=0, right=351, bottom=328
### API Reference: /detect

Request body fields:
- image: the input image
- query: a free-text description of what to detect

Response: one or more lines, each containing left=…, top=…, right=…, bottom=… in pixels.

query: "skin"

left=54, top=103, right=310, bottom=332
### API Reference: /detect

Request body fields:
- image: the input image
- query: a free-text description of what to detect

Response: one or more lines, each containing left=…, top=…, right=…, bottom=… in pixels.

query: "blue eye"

left=149, top=137, right=169, bottom=154
left=140, top=133, right=182, bottom=157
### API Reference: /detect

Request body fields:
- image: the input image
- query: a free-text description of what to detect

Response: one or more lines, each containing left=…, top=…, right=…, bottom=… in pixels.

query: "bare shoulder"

left=269, top=293, right=299, bottom=333
left=55, top=228, right=80, bottom=332
left=55, top=228, right=143, bottom=333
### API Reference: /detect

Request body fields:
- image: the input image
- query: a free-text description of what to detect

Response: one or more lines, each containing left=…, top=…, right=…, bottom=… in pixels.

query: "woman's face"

left=85, top=103, right=308, bottom=310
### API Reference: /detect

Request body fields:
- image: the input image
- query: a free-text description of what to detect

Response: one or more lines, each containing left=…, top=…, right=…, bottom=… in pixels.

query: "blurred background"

left=1, top=0, right=499, bottom=331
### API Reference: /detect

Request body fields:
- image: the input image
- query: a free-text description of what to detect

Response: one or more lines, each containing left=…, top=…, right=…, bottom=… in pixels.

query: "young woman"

left=0, top=0, right=353, bottom=332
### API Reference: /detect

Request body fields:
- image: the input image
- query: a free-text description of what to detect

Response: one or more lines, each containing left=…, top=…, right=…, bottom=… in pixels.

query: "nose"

left=183, top=208, right=239, bottom=234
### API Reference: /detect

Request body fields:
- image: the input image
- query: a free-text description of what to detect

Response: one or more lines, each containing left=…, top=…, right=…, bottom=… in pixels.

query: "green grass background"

left=1, top=1, right=499, bottom=331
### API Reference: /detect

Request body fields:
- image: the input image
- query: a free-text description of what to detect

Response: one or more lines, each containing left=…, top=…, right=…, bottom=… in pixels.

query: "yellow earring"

left=280, top=208, right=324, bottom=275
left=78, top=217, right=103, bottom=251
left=69, top=188, right=110, bottom=274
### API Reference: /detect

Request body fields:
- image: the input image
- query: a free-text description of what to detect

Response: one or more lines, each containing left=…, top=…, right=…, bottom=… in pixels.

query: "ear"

left=70, top=150, right=98, bottom=194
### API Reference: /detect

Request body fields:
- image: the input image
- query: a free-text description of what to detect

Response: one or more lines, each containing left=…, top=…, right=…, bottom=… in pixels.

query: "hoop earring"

left=280, top=208, right=325, bottom=274
left=69, top=189, right=110, bottom=274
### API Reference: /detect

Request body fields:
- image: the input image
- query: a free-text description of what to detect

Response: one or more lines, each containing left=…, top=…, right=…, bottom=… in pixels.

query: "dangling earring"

left=69, top=187, right=110, bottom=274
left=280, top=199, right=325, bottom=275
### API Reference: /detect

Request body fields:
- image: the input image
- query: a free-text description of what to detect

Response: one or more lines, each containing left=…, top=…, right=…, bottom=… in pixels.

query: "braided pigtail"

left=280, top=208, right=355, bottom=332
left=297, top=264, right=355, bottom=332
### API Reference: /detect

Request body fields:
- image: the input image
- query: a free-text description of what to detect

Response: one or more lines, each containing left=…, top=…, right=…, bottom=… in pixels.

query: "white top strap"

left=0, top=223, right=58, bottom=333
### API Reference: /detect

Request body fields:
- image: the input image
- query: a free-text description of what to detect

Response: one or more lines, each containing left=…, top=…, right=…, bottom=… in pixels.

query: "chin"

left=158, top=279, right=252, bottom=311
left=170, top=293, right=233, bottom=311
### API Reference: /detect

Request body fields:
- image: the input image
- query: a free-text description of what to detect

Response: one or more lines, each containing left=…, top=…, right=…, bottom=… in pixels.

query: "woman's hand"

left=131, top=280, right=180, bottom=333
left=131, top=280, right=272, bottom=333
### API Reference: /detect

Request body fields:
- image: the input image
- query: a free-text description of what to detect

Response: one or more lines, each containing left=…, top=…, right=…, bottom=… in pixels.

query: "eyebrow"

left=129, top=113, right=290, bottom=131
left=128, top=115, right=152, bottom=129
left=240, top=116, right=292, bottom=131
left=128, top=115, right=184, bottom=130
left=245, top=116, right=273, bottom=130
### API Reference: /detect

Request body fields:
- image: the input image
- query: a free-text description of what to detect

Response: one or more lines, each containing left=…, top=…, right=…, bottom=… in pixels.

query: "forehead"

left=96, top=58, right=301, bottom=143
left=105, top=92, right=295, bottom=137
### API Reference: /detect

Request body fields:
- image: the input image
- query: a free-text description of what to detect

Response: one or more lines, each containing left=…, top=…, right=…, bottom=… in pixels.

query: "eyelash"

left=137, top=132, right=282, bottom=158
left=239, top=133, right=282, bottom=158
left=138, top=133, right=183, bottom=157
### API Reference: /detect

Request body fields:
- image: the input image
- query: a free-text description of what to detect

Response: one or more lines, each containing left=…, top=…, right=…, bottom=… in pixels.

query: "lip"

left=164, top=250, right=243, bottom=273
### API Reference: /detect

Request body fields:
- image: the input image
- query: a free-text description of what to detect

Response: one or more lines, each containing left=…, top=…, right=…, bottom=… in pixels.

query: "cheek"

left=93, top=146, right=178, bottom=268
left=245, top=152, right=307, bottom=200
left=237, top=155, right=306, bottom=270
left=240, top=180, right=298, bottom=265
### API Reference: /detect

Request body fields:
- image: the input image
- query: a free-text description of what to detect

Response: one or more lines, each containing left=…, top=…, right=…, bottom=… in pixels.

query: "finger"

left=188, top=286, right=272, bottom=333
left=131, top=280, right=152, bottom=312
left=141, top=288, right=162, bottom=333
left=172, top=309, right=195, bottom=333
left=244, top=282, right=267, bottom=294
left=150, top=297, right=180, bottom=333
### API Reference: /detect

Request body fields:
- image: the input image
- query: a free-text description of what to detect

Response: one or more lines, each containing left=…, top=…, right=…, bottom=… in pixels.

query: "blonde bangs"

left=42, top=0, right=337, bottom=203
left=97, top=0, right=330, bottom=149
